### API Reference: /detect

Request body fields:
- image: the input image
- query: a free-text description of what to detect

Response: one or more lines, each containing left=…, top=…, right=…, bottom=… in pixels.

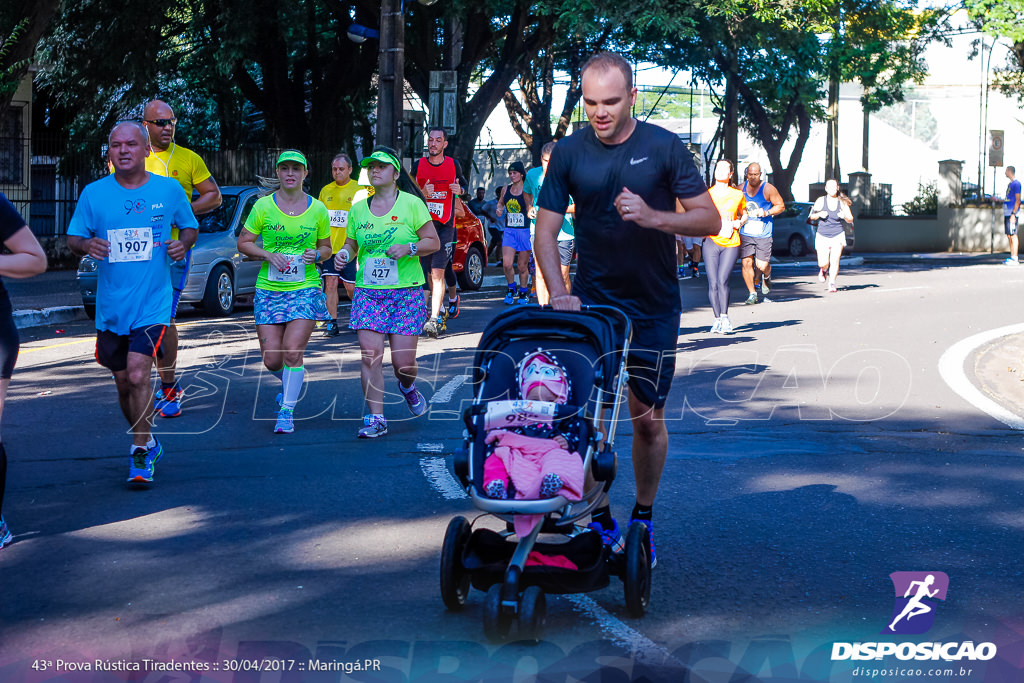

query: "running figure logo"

left=883, top=571, right=949, bottom=635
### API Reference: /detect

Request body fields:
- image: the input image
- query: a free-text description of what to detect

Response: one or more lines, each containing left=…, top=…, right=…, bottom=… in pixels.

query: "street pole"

left=377, top=0, right=404, bottom=154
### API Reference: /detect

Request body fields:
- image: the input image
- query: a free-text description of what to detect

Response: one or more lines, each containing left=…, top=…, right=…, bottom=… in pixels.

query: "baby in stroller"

left=482, top=349, right=585, bottom=503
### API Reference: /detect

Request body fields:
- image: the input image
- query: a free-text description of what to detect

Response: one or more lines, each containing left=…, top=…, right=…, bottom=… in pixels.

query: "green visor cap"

left=360, top=150, right=401, bottom=171
left=276, top=150, right=308, bottom=167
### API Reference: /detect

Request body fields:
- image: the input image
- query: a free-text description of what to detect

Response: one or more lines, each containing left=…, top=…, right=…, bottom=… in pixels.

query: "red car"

left=453, top=196, right=488, bottom=290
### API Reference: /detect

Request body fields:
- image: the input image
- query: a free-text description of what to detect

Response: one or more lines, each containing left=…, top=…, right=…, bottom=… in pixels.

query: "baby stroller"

left=440, top=305, right=653, bottom=641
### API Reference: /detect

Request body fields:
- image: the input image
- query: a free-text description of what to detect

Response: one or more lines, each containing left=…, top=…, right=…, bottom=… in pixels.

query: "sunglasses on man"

left=145, top=118, right=177, bottom=127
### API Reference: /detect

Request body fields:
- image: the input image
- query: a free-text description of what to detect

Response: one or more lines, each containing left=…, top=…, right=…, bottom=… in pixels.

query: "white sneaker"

left=710, top=318, right=722, bottom=333
left=1003, top=257, right=1019, bottom=266
left=719, top=317, right=734, bottom=334
left=818, top=268, right=826, bottom=283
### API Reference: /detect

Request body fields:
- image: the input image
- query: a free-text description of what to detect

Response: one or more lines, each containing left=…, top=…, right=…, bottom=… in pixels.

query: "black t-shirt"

left=538, top=121, right=706, bottom=319
left=0, top=193, right=28, bottom=308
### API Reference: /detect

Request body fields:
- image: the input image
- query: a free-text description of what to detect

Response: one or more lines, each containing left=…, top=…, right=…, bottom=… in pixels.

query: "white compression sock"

left=281, top=365, right=305, bottom=410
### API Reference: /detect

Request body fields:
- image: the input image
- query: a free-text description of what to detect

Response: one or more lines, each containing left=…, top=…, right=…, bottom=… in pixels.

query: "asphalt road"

left=2, top=259, right=1023, bottom=683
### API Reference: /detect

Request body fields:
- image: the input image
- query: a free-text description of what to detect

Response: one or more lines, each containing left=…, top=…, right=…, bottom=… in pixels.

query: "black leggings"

left=0, top=305, right=18, bottom=517
left=703, top=241, right=739, bottom=317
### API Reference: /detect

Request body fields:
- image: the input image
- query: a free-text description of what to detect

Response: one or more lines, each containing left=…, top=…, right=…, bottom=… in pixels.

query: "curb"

left=13, top=306, right=88, bottom=330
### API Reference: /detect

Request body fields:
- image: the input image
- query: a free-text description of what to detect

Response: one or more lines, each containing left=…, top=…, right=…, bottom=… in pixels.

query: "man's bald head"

left=109, top=120, right=149, bottom=146
left=143, top=99, right=176, bottom=151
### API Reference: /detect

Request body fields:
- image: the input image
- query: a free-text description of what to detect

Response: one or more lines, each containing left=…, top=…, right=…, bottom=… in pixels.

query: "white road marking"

left=564, top=595, right=678, bottom=666
left=418, top=455, right=468, bottom=501
left=938, top=323, right=1024, bottom=430
left=430, top=374, right=468, bottom=404
left=417, top=442, right=445, bottom=453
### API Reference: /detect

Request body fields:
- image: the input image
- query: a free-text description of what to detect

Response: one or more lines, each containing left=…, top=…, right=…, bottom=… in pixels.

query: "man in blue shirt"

left=68, top=121, right=198, bottom=486
left=1003, top=166, right=1020, bottom=265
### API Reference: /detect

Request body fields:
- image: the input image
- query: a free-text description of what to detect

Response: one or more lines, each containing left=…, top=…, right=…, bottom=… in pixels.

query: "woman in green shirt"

left=237, top=150, right=332, bottom=435
left=335, top=148, right=439, bottom=438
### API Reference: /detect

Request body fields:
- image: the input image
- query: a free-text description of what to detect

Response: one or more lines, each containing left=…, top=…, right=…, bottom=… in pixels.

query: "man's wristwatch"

left=409, top=242, right=418, bottom=256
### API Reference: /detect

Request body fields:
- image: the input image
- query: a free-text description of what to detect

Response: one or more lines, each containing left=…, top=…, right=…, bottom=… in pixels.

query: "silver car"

left=77, top=185, right=263, bottom=318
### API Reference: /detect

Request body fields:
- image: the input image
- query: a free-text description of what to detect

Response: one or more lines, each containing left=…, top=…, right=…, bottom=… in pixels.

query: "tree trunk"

left=0, top=0, right=63, bottom=119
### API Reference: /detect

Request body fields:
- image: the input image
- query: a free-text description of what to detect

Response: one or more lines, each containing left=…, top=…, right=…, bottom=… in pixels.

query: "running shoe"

left=127, top=440, right=163, bottom=484
left=828, top=282, right=838, bottom=293
left=0, top=516, right=12, bottom=549
left=158, top=384, right=182, bottom=418
left=423, top=319, right=438, bottom=338
left=719, top=317, right=734, bottom=334
left=274, top=407, right=295, bottom=434
left=818, top=267, right=826, bottom=283
left=503, top=289, right=516, bottom=305
left=435, top=315, right=447, bottom=336
left=322, top=320, right=341, bottom=337
left=745, top=293, right=758, bottom=305
left=710, top=318, right=723, bottom=334
left=629, top=518, right=657, bottom=568
left=691, top=266, right=699, bottom=279
left=587, top=518, right=625, bottom=554
left=677, top=266, right=688, bottom=280
left=761, top=275, right=771, bottom=295
left=446, top=295, right=460, bottom=319
left=1004, top=257, right=1020, bottom=266
left=402, top=386, right=427, bottom=416
left=357, top=414, right=388, bottom=438
left=517, top=290, right=530, bottom=306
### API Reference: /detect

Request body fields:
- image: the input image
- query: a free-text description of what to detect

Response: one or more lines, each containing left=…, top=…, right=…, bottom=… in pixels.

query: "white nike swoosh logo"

left=630, top=157, right=648, bottom=166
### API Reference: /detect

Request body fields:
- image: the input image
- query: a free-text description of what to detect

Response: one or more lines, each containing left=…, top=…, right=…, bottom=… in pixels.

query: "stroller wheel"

left=440, top=516, right=473, bottom=611
left=518, top=586, right=546, bottom=641
left=624, top=521, right=652, bottom=617
left=483, top=584, right=514, bottom=642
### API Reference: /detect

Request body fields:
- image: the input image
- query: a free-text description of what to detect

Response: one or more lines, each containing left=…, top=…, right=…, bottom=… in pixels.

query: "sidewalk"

left=7, top=269, right=87, bottom=329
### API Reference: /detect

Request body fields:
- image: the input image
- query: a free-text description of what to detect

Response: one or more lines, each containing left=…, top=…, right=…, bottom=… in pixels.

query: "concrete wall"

left=851, top=160, right=1004, bottom=253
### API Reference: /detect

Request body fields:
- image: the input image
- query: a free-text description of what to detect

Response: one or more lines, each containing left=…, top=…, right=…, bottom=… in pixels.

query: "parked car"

left=452, top=195, right=488, bottom=290
left=78, top=185, right=262, bottom=318
left=770, top=201, right=855, bottom=256
left=772, top=202, right=816, bottom=257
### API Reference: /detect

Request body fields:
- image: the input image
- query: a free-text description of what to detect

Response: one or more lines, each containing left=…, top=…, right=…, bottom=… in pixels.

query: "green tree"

left=660, top=0, right=943, bottom=201
left=0, top=0, right=62, bottom=118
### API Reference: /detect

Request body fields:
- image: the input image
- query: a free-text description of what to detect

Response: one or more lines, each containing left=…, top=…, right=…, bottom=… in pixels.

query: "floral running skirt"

left=254, top=287, right=330, bottom=325
left=349, top=286, right=428, bottom=336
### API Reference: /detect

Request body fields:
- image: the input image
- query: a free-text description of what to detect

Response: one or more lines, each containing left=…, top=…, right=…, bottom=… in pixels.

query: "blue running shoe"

left=274, top=408, right=295, bottom=434
left=587, top=518, right=625, bottom=554
left=516, top=288, right=530, bottom=306
left=127, top=440, right=163, bottom=484
left=630, top=517, right=657, bottom=568
left=504, top=289, right=516, bottom=305
left=158, top=383, right=182, bottom=418
left=446, top=295, right=460, bottom=319
left=357, top=414, right=388, bottom=438
left=402, top=386, right=427, bottom=416
left=0, top=515, right=12, bottom=549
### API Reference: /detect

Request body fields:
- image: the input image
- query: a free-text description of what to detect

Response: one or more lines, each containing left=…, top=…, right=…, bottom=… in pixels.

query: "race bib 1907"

left=365, top=256, right=399, bottom=286
left=268, top=254, right=304, bottom=283
left=107, top=227, right=154, bottom=263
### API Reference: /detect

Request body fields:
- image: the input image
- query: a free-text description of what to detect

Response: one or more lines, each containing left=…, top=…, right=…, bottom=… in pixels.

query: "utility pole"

left=377, top=0, right=404, bottom=153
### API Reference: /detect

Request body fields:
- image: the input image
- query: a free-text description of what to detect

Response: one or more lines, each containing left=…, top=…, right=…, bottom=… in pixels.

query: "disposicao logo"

left=831, top=571, right=997, bottom=663
left=884, top=571, right=948, bottom=635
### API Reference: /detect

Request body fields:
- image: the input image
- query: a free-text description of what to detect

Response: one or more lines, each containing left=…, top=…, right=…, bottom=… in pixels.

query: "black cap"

left=508, top=161, right=526, bottom=177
